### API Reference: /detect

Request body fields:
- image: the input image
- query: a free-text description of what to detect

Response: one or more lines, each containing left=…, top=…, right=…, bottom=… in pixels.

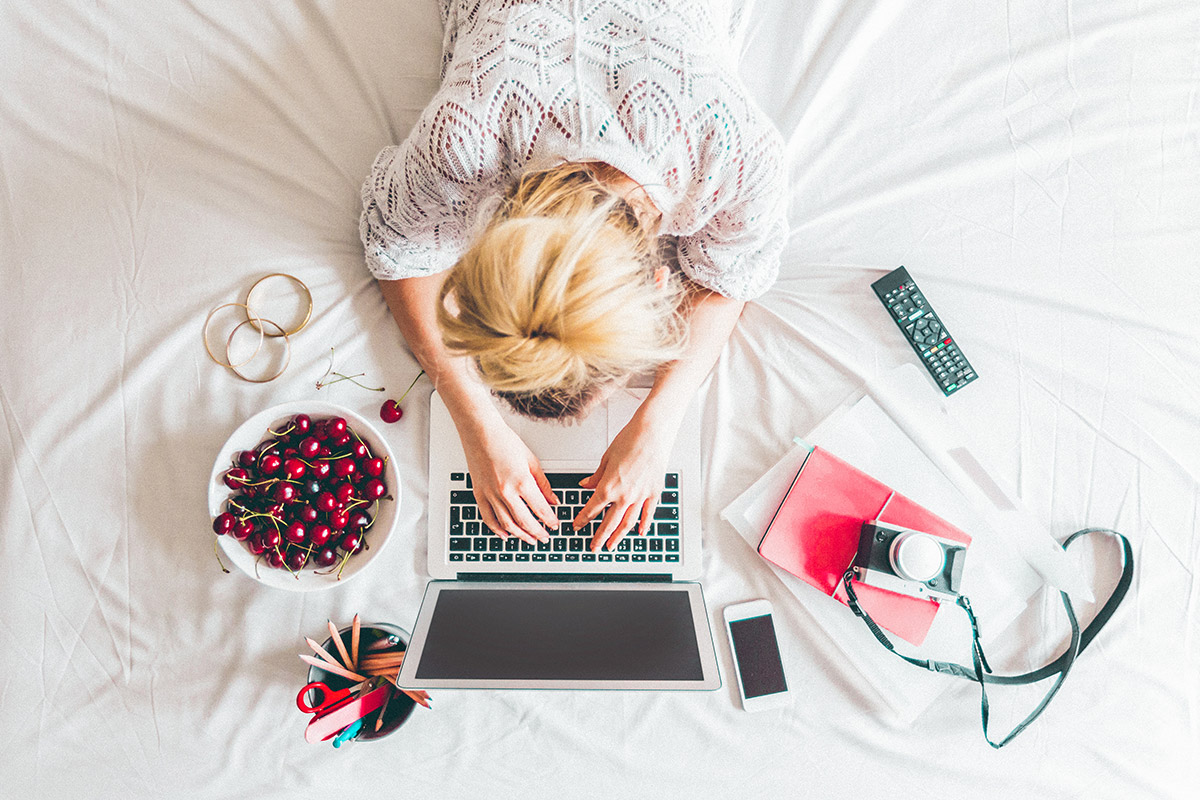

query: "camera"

left=852, top=521, right=966, bottom=602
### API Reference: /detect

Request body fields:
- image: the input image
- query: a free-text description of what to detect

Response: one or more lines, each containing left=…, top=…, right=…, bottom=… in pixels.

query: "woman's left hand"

left=573, top=407, right=678, bottom=552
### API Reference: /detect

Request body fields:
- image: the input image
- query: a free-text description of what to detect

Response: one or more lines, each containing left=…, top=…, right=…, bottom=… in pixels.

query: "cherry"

left=379, top=399, right=402, bottom=423
left=223, top=468, right=250, bottom=490
left=222, top=413, right=390, bottom=575
left=212, top=512, right=236, bottom=535
left=309, top=523, right=333, bottom=548
left=285, top=548, right=308, bottom=571
left=334, top=482, right=356, bottom=506
left=284, top=522, right=307, bottom=545
left=232, top=520, right=255, bottom=541
left=272, top=482, right=297, bottom=503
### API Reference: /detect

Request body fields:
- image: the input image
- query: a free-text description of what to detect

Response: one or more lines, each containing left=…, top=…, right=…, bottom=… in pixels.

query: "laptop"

left=397, top=387, right=720, bottom=690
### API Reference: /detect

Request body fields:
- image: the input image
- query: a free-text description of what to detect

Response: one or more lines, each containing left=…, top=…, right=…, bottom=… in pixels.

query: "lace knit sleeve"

left=675, top=125, right=789, bottom=301
left=359, top=96, right=497, bottom=281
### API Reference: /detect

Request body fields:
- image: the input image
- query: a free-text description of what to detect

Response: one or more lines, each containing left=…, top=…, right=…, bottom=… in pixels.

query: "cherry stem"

left=277, top=546, right=299, bottom=579
left=213, top=538, right=230, bottom=574
left=317, top=372, right=385, bottom=392
left=318, top=347, right=336, bottom=385
left=239, top=512, right=282, bottom=525
left=350, top=428, right=373, bottom=459
left=395, top=369, right=425, bottom=405
left=268, top=423, right=295, bottom=437
left=243, top=478, right=278, bottom=487
left=336, top=549, right=353, bottom=580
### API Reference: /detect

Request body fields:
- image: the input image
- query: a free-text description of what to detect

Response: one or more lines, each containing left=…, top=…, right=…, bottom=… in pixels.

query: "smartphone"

left=723, top=600, right=790, bottom=711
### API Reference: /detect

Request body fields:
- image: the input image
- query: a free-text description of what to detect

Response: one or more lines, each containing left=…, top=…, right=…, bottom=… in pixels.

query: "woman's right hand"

left=459, top=421, right=558, bottom=545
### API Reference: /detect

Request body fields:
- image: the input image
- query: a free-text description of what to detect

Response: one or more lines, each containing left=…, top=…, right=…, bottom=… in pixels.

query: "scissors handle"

left=297, top=682, right=350, bottom=714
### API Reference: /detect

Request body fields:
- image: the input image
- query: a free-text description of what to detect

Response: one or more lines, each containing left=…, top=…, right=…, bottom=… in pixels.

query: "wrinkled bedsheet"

left=1, top=1, right=1197, bottom=797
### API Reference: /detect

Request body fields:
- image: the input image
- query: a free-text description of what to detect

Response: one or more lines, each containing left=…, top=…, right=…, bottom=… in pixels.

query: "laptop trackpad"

left=506, top=405, right=609, bottom=462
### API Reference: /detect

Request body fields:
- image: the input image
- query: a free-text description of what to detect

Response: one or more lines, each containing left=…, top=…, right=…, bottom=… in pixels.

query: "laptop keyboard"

left=446, top=472, right=681, bottom=565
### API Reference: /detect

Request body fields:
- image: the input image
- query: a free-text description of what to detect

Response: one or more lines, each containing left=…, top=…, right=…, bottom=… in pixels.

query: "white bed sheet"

left=1, top=1, right=1197, bottom=797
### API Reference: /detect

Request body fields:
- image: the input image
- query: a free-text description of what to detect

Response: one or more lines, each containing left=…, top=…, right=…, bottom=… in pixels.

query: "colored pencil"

left=328, top=620, right=353, bottom=668
left=366, top=637, right=398, bottom=651
left=305, top=637, right=344, bottom=670
left=351, top=614, right=361, bottom=668
left=374, top=672, right=431, bottom=708
left=374, top=687, right=393, bottom=732
left=361, top=667, right=403, bottom=681
left=299, top=654, right=366, bottom=683
left=359, top=653, right=406, bottom=668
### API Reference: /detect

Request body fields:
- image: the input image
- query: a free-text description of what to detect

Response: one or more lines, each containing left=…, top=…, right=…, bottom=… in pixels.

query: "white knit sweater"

left=360, top=0, right=787, bottom=300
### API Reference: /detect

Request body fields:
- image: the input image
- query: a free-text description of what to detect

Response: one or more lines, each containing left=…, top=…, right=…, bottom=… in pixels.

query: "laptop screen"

left=403, top=584, right=717, bottom=687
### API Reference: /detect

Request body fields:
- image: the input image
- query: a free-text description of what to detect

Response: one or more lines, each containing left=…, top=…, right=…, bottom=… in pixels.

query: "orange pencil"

left=351, top=614, right=361, bottom=668
left=305, top=637, right=344, bottom=670
left=328, top=620, right=353, bottom=669
left=374, top=688, right=393, bottom=732
left=375, top=672, right=432, bottom=709
left=298, top=654, right=366, bottom=683
left=355, top=657, right=408, bottom=671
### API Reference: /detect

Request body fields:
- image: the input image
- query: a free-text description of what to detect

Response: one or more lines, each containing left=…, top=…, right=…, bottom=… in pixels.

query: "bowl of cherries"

left=208, top=401, right=400, bottom=591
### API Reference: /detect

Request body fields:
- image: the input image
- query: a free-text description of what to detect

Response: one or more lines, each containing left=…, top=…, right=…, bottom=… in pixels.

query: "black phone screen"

left=729, top=614, right=787, bottom=698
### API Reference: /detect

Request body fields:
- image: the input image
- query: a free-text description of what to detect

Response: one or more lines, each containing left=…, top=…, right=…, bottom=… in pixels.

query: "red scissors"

left=297, top=682, right=390, bottom=743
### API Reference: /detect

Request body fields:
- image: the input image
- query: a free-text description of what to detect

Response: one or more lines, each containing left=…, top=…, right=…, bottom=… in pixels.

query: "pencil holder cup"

left=304, top=622, right=416, bottom=742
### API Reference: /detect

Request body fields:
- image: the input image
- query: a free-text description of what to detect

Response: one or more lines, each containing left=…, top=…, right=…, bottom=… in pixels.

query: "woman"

left=360, top=0, right=787, bottom=553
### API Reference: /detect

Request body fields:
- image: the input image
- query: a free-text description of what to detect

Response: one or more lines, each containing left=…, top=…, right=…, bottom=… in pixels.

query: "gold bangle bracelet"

left=244, top=272, right=313, bottom=337
left=203, top=302, right=264, bottom=368
left=226, top=317, right=291, bottom=383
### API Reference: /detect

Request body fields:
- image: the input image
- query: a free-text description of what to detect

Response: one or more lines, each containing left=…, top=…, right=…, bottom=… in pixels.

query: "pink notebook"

left=757, top=446, right=972, bottom=646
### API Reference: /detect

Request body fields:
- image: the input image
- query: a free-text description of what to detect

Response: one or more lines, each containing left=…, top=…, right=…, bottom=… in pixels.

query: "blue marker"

left=332, top=719, right=363, bottom=748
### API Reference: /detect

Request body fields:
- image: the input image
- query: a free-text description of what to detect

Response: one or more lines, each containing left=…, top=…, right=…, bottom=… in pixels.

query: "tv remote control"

left=871, top=266, right=978, bottom=395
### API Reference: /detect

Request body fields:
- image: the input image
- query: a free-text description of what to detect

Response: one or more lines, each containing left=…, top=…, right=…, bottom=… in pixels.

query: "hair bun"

left=436, top=162, right=685, bottom=415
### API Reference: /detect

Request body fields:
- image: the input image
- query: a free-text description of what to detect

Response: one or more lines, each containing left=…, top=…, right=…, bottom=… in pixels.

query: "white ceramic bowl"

left=208, top=401, right=400, bottom=591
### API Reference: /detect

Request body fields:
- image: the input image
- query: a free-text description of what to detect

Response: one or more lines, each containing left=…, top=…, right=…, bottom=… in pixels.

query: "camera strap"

left=841, top=527, right=1134, bottom=748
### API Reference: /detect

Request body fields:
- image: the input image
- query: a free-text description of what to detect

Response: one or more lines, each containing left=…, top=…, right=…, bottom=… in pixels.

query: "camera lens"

left=889, top=533, right=945, bottom=582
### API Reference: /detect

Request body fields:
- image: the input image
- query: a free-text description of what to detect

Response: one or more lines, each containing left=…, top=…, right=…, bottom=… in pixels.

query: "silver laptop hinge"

left=457, top=572, right=672, bottom=583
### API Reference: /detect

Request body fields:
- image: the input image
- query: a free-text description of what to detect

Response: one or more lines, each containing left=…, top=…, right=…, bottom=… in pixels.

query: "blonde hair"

left=437, top=162, right=685, bottom=418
